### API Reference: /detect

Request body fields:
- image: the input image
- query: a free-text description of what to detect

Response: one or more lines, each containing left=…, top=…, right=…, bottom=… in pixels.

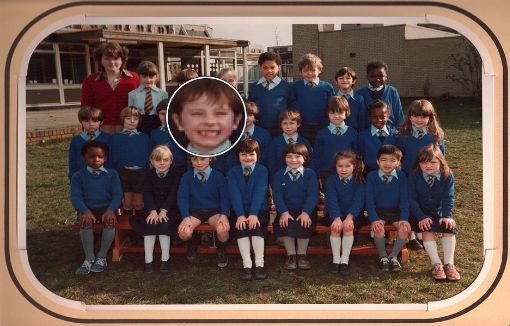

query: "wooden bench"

left=72, top=213, right=408, bottom=263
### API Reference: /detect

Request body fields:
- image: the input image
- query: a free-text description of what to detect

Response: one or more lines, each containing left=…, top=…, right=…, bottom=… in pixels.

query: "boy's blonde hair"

left=278, top=108, right=302, bottom=126
left=400, top=99, right=444, bottom=142
left=245, top=101, right=259, bottom=120
left=78, top=106, right=104, bottom=123
left=150, top=145, right=174, bottom=163
left=119, top=106, right=142, bottom=127
left=176, top=68, right=198, bottom=84
left=412, top=144, right=450, bottom=180
left=218, top=67, right=236, bottom=79
left=298, top=53, right=323, bottom=72
left=326, top=96, right=351, bottom=117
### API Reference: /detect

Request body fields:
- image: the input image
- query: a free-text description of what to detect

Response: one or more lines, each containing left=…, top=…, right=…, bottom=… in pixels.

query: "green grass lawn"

left=26, top=97, right=483, bottom=304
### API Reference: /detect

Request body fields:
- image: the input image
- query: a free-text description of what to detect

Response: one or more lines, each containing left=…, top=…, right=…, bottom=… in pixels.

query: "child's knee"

left=330, top=231, right=341, bottom=237
left=398, top=228, right=410, bottom=238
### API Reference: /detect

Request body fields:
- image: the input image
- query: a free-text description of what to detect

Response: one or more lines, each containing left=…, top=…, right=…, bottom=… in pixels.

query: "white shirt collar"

left=187, top=140, right=231, bottom=155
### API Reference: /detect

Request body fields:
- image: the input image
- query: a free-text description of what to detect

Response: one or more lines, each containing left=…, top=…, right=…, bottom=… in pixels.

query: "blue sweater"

left=267, top=135, right=313, bottom=177
left=70, top=167, right=123, bottom=214
left=227, top=163, right=268, bottom=217
left=396, top=132, right=445, bottom=174
left=343, top=92, right=369, bottom=131
left=248, top=80, right=296, bottom=128
left=311, top=126, right=357, bottom=174
left=271, top=167, right=319, bottom=215
left=150, top=128, right=187, bottom=168
left=357, top=127, right=398, bottom=170
left=408, top=171, right=454, bottom=221
left=68, top=132, right=111, bottom=180
left=325, top=174, right=365, bottom=220
left=248, top=126, right=272, bottom=165
left=356, top=85, right=404, bottom=129
left=292, top=80, right=334, bottom=125
left=108, top=132, right=150, bottom=169
left=211, top=150, right=236, bottom=176
left=365, top=169, right=409, bottom=222
left=177, top=168, right=230, bottom=217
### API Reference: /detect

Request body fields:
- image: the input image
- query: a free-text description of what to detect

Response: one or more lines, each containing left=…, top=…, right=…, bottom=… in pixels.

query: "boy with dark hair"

left=334, top=67, right=368, bottom=131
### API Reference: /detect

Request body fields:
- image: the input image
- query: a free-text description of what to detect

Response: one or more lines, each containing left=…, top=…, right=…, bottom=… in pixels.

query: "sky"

left=210, top=24, right=293, bottom=50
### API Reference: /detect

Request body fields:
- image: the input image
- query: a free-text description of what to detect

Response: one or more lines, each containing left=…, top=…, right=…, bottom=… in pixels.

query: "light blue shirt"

left=86, top=165, right=108, bottom=175
left=336, top=89, right=354, bottom=99
left=412, top=125, right=428, bottom=138
left=187, top=140, right=231, bottom=155
left=422, top=171, right=441, bottom=181
left=257, top=76, right=282, bottom=91
left=303, top=78, right=320, bottom=87
left=378, top=168, right=398, bottom=182
left=80, top=129, right=100, bottom=141
left=156, top=169, right=169, bottom=178
left=371, top=125, right=390, bottom=137
left=241, top=163, right=256, bottom=175
left=338, top=174, right=353, bottom=182
left=284, top=166, right=304, bottom=181
left=120, top=128, right=140, bottom=135
left=328, top=122, right=348, bottom=135
left=367, top=83, right=384, bottom=92
left=160, top=123, right=168, bottom=132
left=128, top=84, right=169, bottom=116
left=283, top=133, right=298, bottom=144
left=194, top=166, right=212, bottom=181
left=244, top=124, right=255, bottom=138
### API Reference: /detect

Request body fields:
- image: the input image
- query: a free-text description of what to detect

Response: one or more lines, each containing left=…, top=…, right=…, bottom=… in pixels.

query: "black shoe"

left=186, top=245, right=197, bottom=262
left=408, top=239, right=424, bottom=250
left=144, top=262, right=153, bottom=274
left=389, top=257, right=401, bottom=272
left=239, top=267, right=252, bottom=280
left=159, top=260, right=169, bottom=273
left=254, top=266, right=267, bottom=280
left=339, top=263, right=350, bottom=276
left=379, top=257, right=389, bottom=271
left=329, top=263, right=340, bottom=274
left=216, top=246, right=228, bottom=268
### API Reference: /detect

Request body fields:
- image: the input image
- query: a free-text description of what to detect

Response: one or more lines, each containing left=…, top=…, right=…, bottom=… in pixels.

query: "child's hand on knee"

left=236, top=215, right=248, bottom=230
left=297, top=212, right=311, bottom=228
left=157, top=210, right=168, bottom=223
left=80, top=210, right=96, bottom=229
left=247, top=214, right=260, bottom=230
left=146, top=210, right=158, bottom=224
left=398, top=220, right=411, bottom=233
left=371, top=220, right=384, bottom=233
left=439, top=217, right=456, bottom=230
left=179, top=217, right=193, bottom=234
left=102, top=209, right=116, bottom=228
left=343, top=214, right=354, bottom=232
left=217, top=214, right=230, bottom=232
left=331, top=217, right=343, bottom=233
left=418, top=217, right=433, bottom=231
left=279, top=212, right=294, bottom=227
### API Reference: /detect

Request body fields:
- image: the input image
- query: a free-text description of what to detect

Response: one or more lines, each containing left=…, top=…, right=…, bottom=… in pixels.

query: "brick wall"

left=26, top=127, right=81, bottom=144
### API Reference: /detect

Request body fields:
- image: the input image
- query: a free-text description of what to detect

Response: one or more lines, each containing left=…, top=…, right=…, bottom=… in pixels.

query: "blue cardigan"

left=227, top=163, right=268, bottom=217
left=108, top=132, right=150, bottom=169
left=396, top=132, right=445, bottom=174
left=150, top=127, right=187, bottom=168
left=248, top=126, right=272, bottom=165
left=177, top=168, right=230, bottom=218
left=357, top=127, right=398, bottom=170
left=267, top=134, right=313, bottom=177
left=365, top=169, right=409, bottom=222
left=248, top=80, right=297, bottom=128
left=355, top=85, right=404, bottom=129
left=70, top=167, right=123, bottom=214
left=408, top=171, right=454, bottom=221
left=68, top=132, right=111, bottom=181
left=128, top=85, right=168, bottom=116
left=325, top=174, right=365, bottom=220
left=343, top=92, right=369, bottom=131
left=311, top=126, right=357, bottom=174
left=292, top=80, right=334, bottom=125
left=271, top=167, right=318, bottom=215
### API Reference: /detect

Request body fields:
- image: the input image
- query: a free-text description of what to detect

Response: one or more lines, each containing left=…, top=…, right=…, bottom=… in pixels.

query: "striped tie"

left=244, top=132, right=250, bottom=139
left=198, top=171, right=206, bottom=183
left=427, top=175, right=435, bottom=187
left=417, top=129, right=424, bottom=139
left=144, top=87, right=153, bottom=115
left=342, top=177, right=349, bottom=185
left=382, top=174, right=390, bottom=184
left=158, top=171, right=165, bottom=178
left=288, top=138, right=295, bottom=143
left=308, top=81, right=315, bottom=88
left=336, top=126, right=342, bottom=136
left=290, top=171, right=300, bottom=181
left=244, top=167, right=251, bottom=177
left=265, top=79, right=272, bottom=90
left=87, top=132, right=95, bottom=141
left=92, top=169, right=100, bottom=176
left=124, top=130, right=134, bottom=136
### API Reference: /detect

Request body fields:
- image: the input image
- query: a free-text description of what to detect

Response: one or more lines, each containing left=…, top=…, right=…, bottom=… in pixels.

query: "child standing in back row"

left=334, top=67, right=368, bottom=131
left=241, top=101, right=272, bottom=165
left=408, top=144, right=459, bottom=281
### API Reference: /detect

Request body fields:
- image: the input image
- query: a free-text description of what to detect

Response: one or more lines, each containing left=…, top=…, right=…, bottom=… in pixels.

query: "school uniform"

left=356, top=84, right=404, bottom=130
left=266, top=134, right=313, bottom=178
left=210, top=149, right=236, bottom=177
left=324, top=174, right=365, bottom=228
left=68, top=130, right=111, bottom=181
left=248, top=76, right=297, bottom=129
left=128, top=85, right=168, bottom=134
left=408, top=171, right=456, bottom=234
left=241, top=124, right=272, bottom=165
left=336, top=90, right=369, bottom=131
left=365, top=169, right=409, bottom=223
left=271, top=167, right=319, bottom=238
left=357, top=125, right=398, bottom=170
left=227, top=163, right=269, bottom=238
left=396, top=128, right=445, bottom=174
left=150, top=124, right=188, bottom=173
left=130, top=168, right=182, bottom=237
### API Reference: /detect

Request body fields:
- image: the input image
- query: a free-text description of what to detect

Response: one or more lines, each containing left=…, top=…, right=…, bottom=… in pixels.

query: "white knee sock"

left=410, top=231, right=416, bottom=240
left=237, top=237, right=252, bottom=268
left=144, top=235, right=156, bottom=263
left=282, top=236, right=296, bottom=255
left=158, top=235, right=171, bottom=262
left=442, top=236, right=456, bottom=265
left=340, top=235, right=354, bottom=264
left=251, top=236, right=265, bottom=267
left=423, top=240, right=442, bottom=265
left=297, top=238, right=310, bottom=255
left=330, top=235, right=341, bottom=264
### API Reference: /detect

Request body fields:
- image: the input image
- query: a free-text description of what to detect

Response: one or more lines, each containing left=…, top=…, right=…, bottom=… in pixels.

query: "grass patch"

left=26, top=98, right=483, bottom=304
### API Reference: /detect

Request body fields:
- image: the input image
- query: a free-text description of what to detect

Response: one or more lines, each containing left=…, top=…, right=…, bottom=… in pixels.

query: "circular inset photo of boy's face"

left=166, top=76, right=246, bottom=157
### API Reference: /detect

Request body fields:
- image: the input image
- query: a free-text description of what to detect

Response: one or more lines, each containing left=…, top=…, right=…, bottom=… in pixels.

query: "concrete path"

left=26, top=108, right=81, bottom=132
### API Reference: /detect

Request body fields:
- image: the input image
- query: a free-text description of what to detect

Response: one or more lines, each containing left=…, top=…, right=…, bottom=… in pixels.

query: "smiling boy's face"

left=173, top=94, right=242, bottom=154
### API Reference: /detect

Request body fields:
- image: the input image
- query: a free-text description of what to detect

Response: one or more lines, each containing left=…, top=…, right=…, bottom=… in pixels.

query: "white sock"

left=330, top=235, right=341, bottom=264
left=144, top=235, right=156, bottom=263
left=340, top=235, right=354, bottom=264
left=158, top=235, right=171, bottom=262
left=423, top=240, right=442, bottom=265
left=282, top=236, right=296, bottom=255
left=297, top=238, right=310, bottom=255
left=410, top=231, right=416, bottom=240
left=417, top=232, right=423, bottom=240
left=237, top=237, right=252, bottom=268
left=251, top=236, right=265, bottom=267
left=442, top=236, right=456, bottom=265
